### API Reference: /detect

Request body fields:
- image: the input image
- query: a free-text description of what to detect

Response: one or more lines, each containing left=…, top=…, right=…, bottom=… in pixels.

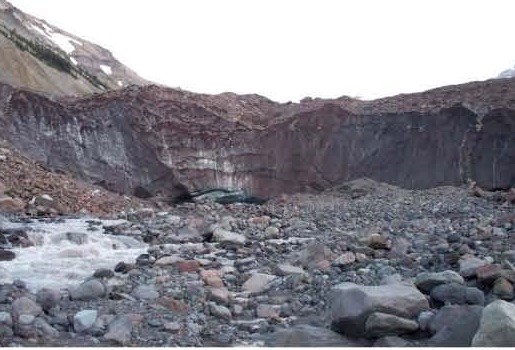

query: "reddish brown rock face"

left=0, top=78, right=514, bottom=201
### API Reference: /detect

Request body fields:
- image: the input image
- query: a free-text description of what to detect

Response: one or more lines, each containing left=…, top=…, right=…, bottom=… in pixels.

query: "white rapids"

left=0, top=218, right=147, bottom=292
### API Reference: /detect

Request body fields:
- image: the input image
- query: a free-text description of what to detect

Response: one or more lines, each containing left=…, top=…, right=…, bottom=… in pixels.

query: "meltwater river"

left=0, top=217, right=147, bottom=292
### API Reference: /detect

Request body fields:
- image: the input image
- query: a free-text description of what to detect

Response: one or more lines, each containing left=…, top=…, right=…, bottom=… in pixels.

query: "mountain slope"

left=0, top=0, right=148, bottom=96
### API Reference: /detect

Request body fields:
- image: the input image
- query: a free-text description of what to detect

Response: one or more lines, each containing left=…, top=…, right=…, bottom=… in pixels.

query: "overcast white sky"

left=9, top=0, right=515, bottom=102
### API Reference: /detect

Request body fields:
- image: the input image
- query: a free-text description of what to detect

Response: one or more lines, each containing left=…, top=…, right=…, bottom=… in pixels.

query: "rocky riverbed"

left=0, top=179, right=514, bottom=347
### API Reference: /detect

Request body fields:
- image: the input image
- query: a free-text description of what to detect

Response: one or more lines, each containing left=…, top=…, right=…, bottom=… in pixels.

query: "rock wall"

left=162, top=103, right=514, bottom=197
left=0, top=84, right=188, bottom=201
left=0, top=79, right=513, bottom=200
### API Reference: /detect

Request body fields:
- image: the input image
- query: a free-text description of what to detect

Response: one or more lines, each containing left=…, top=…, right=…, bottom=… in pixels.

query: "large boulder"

left=329, top=282, right=429, bottom=337
left=472, top=300, right=515, bottom=346
left=415, top=270, right=464, bottom=294
left=427, top=305, right=483, bottom=347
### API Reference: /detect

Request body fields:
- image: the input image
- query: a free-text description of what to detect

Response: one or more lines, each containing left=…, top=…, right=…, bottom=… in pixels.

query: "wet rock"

left=242, top=273, right=276, bottom=294
left=154, top=255, right=183, bottom=266
left=427, top=305, right=483, bottom=346
left=70, top=279, right=107, bottom=301
left=365, top=312, right=419, bottom=338
left=329, top=282, right=429, bottom=337
left=93, top=268, right=115, bottom=279
left=132, top=285, right=159, bottom=301
left=0, top=249, right=15, bottom=261
left=472, top=300, right=515, bottom=346
left=104, top=315, right=133, bottom=345
left=13, top=279, right=26, bottom=289
left=430, top=283, right=484, bottom=305
left=212, top=228, right=246, bottom=245
left=135, top=253, right=152, bottom=266
left=64, top=231, right=88, bottom=245
left=11, top=296, right=43, bottom=320
left=74, top=310, right=98, bottom=333
left=263, top=324, right=369, bottom=347
left=114, top=262, right=134, bottom=274
left=0, top=228, right=32, bottom=247
left=415, top=270, right=464, bottom=294
left=492, top=277, right=514, bottom=300
left=36, top=288, right=61, bottom=312
left=459, top=256, right=488, bottom=278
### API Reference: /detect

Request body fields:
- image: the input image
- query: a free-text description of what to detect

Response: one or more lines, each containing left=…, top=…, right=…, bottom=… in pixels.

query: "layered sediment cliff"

left=0, top=78, right=513, bottom=200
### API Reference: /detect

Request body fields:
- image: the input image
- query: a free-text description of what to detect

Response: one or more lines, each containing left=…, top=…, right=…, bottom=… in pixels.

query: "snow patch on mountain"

left=100, top=64, right=112, bottom=75
left=28, top=20, right=82, bottom=55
